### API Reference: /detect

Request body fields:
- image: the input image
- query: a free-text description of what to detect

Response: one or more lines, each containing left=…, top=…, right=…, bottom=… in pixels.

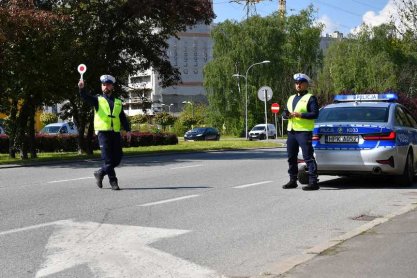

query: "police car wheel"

left=397, top=152, right=414, bottom=186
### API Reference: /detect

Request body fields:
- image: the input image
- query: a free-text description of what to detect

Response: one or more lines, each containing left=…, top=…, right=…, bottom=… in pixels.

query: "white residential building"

left=320, top=31, right=344, bottom=52
left=125, top=23, right=213, bottom=116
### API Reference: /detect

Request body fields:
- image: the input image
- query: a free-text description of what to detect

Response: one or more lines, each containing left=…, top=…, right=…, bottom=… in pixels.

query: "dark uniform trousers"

left=287, top=130, right=318, bottom=183
left=98, top=131, right=123, bottom=179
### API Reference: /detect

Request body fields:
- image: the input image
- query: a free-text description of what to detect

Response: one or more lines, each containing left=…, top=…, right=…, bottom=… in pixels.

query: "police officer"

left=282, top=73, right=319, bottom=191
left=78, top=75, right=131, bottom=190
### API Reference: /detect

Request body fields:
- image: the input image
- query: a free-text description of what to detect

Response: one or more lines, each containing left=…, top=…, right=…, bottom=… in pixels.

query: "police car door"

left=394, top=106, right=417, bottom=159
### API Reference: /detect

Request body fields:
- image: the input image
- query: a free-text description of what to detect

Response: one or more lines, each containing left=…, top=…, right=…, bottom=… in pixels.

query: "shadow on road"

left=319, top=176, right=417, bottom=190
left=33, top=149, right=287, bottom=170
left=120, top=186, right=212, bottom=191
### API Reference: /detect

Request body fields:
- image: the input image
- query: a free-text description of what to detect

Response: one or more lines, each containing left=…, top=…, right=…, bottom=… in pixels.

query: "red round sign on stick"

left=271, top=103, right=280, bottom=114
left=77, top=64, right=87, bottom=80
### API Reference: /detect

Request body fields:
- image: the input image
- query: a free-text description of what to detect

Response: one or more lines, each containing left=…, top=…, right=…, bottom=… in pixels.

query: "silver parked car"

left=298, top=93, right=417, bottom=186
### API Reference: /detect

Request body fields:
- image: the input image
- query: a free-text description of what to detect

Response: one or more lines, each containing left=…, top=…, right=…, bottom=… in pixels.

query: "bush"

left=123, top=132, right=178, bottom=147
left=36, top=134, right=79, bottom=152
left=40, top=113, right=59, bottom=127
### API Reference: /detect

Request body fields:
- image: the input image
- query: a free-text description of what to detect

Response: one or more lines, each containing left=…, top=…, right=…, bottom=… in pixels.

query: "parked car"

left=39, top=122, right=78, bottom=135
left=297, top=93, right=417, bottom=186
left=248, top=124, right=276, bottom=140
left=184, top=127, right=220, bottom=141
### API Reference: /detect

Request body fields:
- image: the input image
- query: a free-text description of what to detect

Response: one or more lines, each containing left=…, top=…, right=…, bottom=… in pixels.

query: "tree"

left=53, top=0, right=214, bottom=154
left=0, top=0, right=214, bottom=156
left=0, top=0, right=66, bottom=159
left=315, top=23, right=414, bottom=99
left=154, top=112, right=176, bottom=131
left=204, top=6, right=322, bottom=136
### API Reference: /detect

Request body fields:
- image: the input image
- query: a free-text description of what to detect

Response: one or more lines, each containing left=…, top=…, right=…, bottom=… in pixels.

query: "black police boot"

left=282, top=179, right=298, bottom=189
left=93, top=170, right=105, bottom=189
left=302, top=183, right=320, bottom=191
left=109, top=177, right=120, bottom=191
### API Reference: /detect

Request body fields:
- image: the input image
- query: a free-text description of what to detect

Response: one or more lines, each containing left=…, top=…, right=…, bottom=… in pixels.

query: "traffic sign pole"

left=264, top=89, right=268, bottom=141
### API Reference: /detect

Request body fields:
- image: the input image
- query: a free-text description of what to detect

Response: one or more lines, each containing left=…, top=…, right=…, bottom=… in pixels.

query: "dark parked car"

left=184, top=127, right=220, bottom=141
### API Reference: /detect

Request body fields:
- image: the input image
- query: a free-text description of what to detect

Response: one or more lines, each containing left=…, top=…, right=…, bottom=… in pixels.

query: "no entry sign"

left=271, top=103, right=280, bottom=114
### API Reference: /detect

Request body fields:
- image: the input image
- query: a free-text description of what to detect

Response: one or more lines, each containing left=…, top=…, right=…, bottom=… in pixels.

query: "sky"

left=213, top=0, right=398, bottom=36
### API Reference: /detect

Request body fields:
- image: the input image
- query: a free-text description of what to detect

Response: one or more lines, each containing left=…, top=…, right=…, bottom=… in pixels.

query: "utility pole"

left=279, top=0, right=286, bottom=19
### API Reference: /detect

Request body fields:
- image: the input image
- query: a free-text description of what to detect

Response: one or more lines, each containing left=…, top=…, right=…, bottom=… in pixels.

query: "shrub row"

left=0, top=132, right=178, bottom=154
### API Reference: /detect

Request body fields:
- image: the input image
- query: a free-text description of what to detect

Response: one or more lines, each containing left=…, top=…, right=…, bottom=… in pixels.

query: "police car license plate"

left=326, top=135, right=359, bottom=143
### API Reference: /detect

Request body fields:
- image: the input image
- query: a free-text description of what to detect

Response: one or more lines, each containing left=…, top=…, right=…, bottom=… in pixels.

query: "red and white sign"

left=271, top=103, right=280, bottom=114
left=77, top=64, right=87, bottom=80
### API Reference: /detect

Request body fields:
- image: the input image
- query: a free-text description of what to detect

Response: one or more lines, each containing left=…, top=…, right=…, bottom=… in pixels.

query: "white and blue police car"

left=298, top=93, right=417, bottom=186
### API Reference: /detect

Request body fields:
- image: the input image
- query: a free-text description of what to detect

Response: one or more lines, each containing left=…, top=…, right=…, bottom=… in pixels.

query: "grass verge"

left=0, top=139, right=283, bottom=166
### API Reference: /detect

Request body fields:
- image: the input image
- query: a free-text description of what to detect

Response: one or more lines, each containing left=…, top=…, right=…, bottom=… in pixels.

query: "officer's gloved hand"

left=282, top=109, right=290, bottom=119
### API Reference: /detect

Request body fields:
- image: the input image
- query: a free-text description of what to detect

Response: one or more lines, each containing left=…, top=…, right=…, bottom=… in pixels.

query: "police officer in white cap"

left=282, top=73, right=319, bottom=190
left=78, top=75, right=131, bottom=190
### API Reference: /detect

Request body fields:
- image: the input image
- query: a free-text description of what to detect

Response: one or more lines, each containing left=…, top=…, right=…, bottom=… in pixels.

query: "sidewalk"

left=276, top=206, right=417, bottom=278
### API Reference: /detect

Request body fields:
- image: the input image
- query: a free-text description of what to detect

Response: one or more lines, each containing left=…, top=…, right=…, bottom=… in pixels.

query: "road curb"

left=253, top=202, right=417, bottom=278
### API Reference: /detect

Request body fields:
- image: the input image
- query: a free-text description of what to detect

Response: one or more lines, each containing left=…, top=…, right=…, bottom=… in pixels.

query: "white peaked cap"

left=100, top=75, right=116, bottom=84
left=293, top=73, right=311, bottom=84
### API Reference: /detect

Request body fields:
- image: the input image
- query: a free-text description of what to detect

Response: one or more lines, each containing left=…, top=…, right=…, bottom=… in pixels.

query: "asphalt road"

left=1, top=148, right=417, bottom=278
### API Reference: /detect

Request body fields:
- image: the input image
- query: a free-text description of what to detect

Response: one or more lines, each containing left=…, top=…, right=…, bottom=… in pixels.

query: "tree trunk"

left=28, top=105, right=37, bottom=159
left=16, top=99, right=31, bottom=160
left=8, top=100, right=18, bottom=159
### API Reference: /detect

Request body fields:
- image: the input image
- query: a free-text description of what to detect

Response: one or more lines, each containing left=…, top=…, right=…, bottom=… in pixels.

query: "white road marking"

left=36, top=220, right=222, bottom=278
left=170, top=164, right=203, bottom=170
left=47, top=177, right=94, bottom=184
left=139, top=195, right=200, bottom=207
left=0, top=220, right=71, bottom=237
left=233, top=180, right=273, bottom=189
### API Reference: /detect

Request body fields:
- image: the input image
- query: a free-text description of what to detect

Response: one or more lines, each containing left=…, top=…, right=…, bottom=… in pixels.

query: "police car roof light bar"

left=333, top=93, right=398, bottom=103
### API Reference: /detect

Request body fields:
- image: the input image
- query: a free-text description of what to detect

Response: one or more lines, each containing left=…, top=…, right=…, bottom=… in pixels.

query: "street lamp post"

left=162, top=103, right=174, bottom=114
left=233, top=60, right=270, bottom=139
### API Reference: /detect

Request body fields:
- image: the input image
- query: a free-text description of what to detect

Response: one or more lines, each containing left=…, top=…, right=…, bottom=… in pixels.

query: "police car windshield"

left=316, top=107, right=389, bottom=123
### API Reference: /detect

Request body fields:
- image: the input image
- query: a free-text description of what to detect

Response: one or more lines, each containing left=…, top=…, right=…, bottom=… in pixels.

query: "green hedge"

left=0, top=132, right=178, bottom=153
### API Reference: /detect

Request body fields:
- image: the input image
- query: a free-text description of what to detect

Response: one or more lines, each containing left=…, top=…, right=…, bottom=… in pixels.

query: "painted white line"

left=233, top=180, right=273, bottom=189
left=170, top=164, right=203, bottom=170
left=0, top=220, right=71, bottom=237
left=139, top=195, right=200, bottom=207
left=47, top=177, right=94, bottom=184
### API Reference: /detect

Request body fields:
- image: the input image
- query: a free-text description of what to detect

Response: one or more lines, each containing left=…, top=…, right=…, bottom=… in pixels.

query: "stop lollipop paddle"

left=77, top=64, right=87, bottom=81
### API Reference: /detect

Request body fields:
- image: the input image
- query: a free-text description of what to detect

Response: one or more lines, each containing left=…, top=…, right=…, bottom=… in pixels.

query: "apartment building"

left=125, top=23, right=213, bottom=116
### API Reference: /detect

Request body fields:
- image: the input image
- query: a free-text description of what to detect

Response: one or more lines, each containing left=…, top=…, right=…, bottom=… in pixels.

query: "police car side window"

left=395, top=107, right=412, bottom=127
left=404, top=109, right=417, bottom=128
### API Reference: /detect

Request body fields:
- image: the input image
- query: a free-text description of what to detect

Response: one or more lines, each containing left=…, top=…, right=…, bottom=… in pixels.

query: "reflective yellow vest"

left=287, top=93, right=315, bottom=131
left=94, top=97, right=123, bottom=132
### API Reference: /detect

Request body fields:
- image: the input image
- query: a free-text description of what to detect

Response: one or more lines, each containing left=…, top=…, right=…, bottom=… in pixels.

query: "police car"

left=298, top=93, right=417, bottom=186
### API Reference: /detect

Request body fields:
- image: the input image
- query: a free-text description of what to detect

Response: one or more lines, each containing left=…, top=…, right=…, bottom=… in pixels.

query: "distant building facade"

left=320, top=31, right=344, bottom=52
left=125, top=23, right=213, bottom=116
